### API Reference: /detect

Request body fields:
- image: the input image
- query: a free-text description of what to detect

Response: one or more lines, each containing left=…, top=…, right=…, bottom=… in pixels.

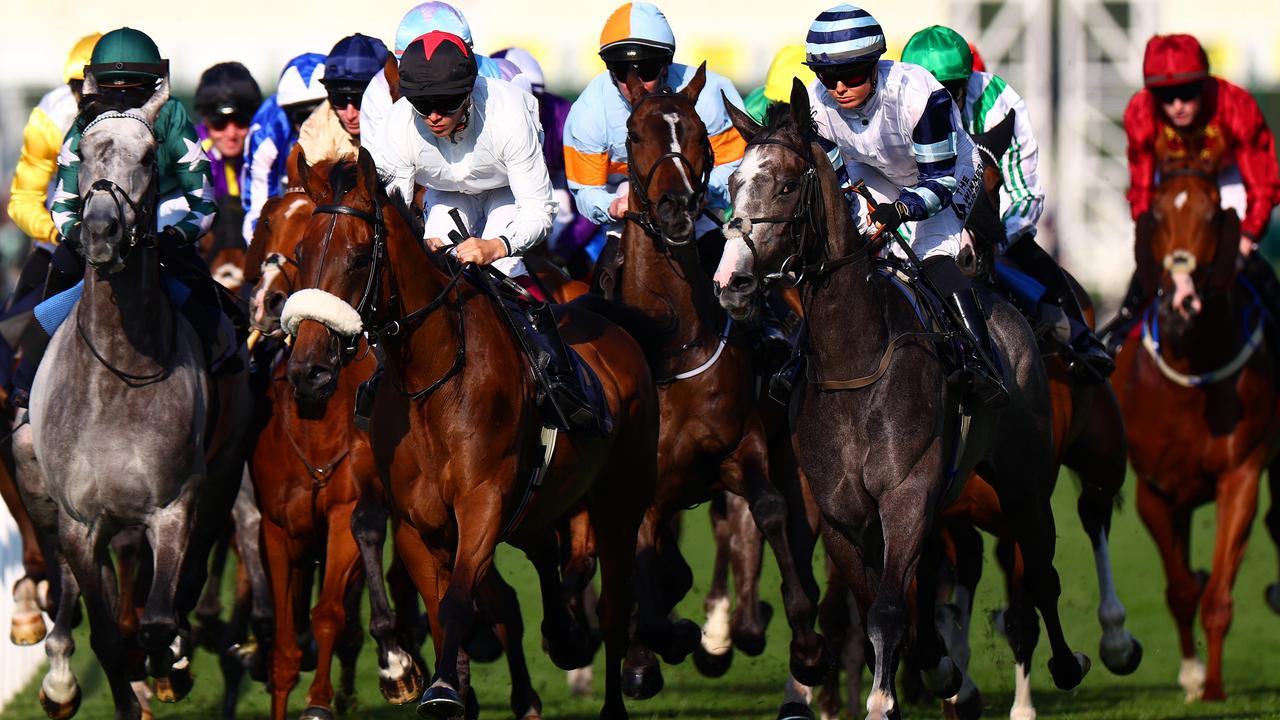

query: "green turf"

left=4, top=471, right=1279, bottom=720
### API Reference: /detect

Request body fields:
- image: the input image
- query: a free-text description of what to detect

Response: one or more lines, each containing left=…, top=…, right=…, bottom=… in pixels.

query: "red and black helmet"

left=398, top=31, right=477, bottom=97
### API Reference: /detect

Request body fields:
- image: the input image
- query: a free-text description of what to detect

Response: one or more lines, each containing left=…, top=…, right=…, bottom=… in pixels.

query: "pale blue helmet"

left=395, top=2, right=473, bottom=58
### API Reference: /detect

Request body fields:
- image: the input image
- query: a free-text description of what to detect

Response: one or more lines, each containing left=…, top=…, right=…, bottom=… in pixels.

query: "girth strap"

left=809, top=331, right=947, bottom=391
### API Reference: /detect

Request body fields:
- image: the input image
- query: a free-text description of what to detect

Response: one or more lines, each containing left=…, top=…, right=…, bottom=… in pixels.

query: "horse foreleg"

left=40, top=552, right=83, bottom=720
left=1264, top=455, right=1280, bottom=614
left=476, top=568, right=543, bottom=719
left=301, top=502, right=362, bottom=720
left=692, top=492, right=737, bottom=677
left=1200, top=463, right=1263, bottom=702
left=352, top=494, right=423, bottom=704
left=520, top=528, right=594, bottom=670
left=589, top=483, right=645, bottom=720
left=727, top=491, right=769, bottom=656
left=193, top=533, right=230, bottom=650
left=914, top=530, right=963, bottom=702
left=1135, top=480, right=1203, bottom=701
left=393, top=523, right=458, bottom=718
left=939, top=523, right=983, bottom=720
left=2, top=452, right=49, bottom=644
left=334, top=571, right=365, bottom=716
left=262, top=518, right=304, bottom=720
left=140, top=500, right=195, bottom=704
left=994, top=536, right=1039, bottom=720
left=230, top=469, right=273, bottom=682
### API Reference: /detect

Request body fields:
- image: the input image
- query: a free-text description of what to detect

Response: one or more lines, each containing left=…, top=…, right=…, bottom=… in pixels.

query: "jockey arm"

left=897, top=88, right=961, bottom=220
left=989, top=85, right=1045, bottom=240
left=500, top=108, right=558, bottom=255
left=7, top=95, right=67, bottom=247
left=1123, top=91, right=1158, bottom=222
left=563, top=99, right=618, bottom=225
left=1226, top=84, right=1280, bottom=241
left=702, top=74, right=748, bottom=215
left=240, top=109, right=286, bottom=244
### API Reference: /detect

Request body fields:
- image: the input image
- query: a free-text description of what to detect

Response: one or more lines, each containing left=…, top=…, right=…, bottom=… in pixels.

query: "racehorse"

left=714, top=81, right=1089, bottom=720
left=282, top=149, right=662, bottom=720
left=1110, top=161, right=1280, bottom=702
left=594, top=65, right=824, bottom=699
left=12, top=77, right=251, bottom=720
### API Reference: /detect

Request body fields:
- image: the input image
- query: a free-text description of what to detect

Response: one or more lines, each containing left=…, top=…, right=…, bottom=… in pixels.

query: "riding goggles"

left=284, top=101, right=321, bottom=129
left=206, top=111, right=253, bottom=130
left=607, top=58, right=668, bottom=84
left=407, top=92, right=470, bottom=117
left=326, top=89, right=364, bottom=110
left=815, top=61, right=877, bottom=90
left=1151, top=80, right=1203, bottom=104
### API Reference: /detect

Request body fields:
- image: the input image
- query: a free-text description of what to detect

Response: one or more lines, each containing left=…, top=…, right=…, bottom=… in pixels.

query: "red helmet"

left=1142, top=34, right=1209, bottom=88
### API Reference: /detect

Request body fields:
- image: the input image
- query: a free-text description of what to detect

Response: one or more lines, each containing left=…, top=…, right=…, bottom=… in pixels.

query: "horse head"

left=714, top=78, right=830, bottom=319
left=77, top=78, right=168, bottom=272
left=1140, top=171, right=1239, bottom=328
left=283, top=148, right=383, bottom=401
left=624, top=62, right=714, bottom=244
left=245, top=192, right=313, bottom=337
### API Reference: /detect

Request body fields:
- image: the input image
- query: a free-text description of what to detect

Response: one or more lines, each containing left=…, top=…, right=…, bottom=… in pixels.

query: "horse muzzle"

left=715, top=273, right=757, bottom=321
left=287, top=359, right=339, bottom=402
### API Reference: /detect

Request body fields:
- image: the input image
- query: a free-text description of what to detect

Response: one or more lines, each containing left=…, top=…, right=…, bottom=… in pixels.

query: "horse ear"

left=295, top=147, right=319, bottom=201
left=1133, top=211, right=1160, bottom=297
left=624, top=68, right=647, bottom=106
left=384, top=55, right=401, bottom=103
left=974, top=109, right=1016, bottom=162
left=83, top=69, right=98, bottom=97
left=789, top=77, right=812, bottom=136
left=681, top=61, right=707, bottom=105
left=723, top=90, right=762, bottom=143
left=356, top=146, right=380, bottom=194
left=140, top=77, right=169, bottom=123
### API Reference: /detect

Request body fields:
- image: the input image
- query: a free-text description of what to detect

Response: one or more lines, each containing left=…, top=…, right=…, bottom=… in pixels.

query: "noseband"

left=80, top=112, right=160, bottom=268
left=731, top=135, right=825, bottom=287
left=624, top=91, right=715, bottom=248
left=308, top=169, right=387, bottom=360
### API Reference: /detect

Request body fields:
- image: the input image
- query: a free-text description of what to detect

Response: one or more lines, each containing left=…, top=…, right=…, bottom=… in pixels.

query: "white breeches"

left=424, top=187, right=527, bottom=277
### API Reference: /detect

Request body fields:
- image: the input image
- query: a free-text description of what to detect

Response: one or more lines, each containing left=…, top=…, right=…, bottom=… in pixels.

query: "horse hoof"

left=1101, top=635, right=1143, bottom=676
left=657, top=619, right=700, bottom=665
left=544, top=625, right=600, bottom=670
left=566, top=666, right=593, bottom=697
left=732, top=602, right=773, bottom=656
left=692, top=643, right=734, bottom=678
left=776, top=700, right=816, bottom=720
left=789, top=643, right=832, bottom=689
left=1047, top=652, right=1090, bottom=691
left=154, top=667, right=194, bottom=703
left=920, top=656, right=963, bottom=699
left=416, top=684, right=465, bottom=719
left=621, top=662, right=664, bottom=700
left=380, top=652, right=426, bottom=705
left=1266, top=583, right=1280, bottom=614
left=11, top=612, right=48, bottom=645
left=300, top=705, right=334, bottom=720
left=39, top=685, right=81, bottom=720
left=943, top=687, right=983, bottom=720
left=465, top=625, right=504, bottom=663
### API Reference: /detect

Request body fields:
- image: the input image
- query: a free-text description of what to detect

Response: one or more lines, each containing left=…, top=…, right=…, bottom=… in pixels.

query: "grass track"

left=5, top=471, right=1279, bottom=719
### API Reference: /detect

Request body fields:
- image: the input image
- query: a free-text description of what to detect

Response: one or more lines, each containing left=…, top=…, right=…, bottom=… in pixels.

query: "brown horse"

left=1112, top=169, right=1280, bottom=702
left=283, top=149, right=662, bottom=720
left=591, top=65, right=823, bottom=703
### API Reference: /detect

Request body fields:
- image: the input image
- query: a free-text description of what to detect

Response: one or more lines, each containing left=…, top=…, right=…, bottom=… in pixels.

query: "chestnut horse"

left=1111, top=167, right=1280, bottom=702
left=283, top=150, right=661, bottom=720
left=595, top=65, right=823, bottom=701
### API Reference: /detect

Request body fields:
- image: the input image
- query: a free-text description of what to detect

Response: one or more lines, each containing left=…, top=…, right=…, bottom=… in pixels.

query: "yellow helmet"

left=763, top=45, right=816, bottom=103
left=64, top=32, right=102, bottom=83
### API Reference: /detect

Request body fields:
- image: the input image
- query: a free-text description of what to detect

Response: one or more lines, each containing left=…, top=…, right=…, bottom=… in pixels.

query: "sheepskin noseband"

left=281, top=288, right=364, bottom=337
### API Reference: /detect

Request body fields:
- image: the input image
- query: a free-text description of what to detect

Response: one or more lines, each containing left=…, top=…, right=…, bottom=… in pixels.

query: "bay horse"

left=12, top=78, right=252, bottom=719
left=714, top=81, right=1089, bottom=720
left=1111, top=163, right=1280, bottom=702
left=596, top=64, right=823, bottom=700
left=283, top=148, right=662, bottom=720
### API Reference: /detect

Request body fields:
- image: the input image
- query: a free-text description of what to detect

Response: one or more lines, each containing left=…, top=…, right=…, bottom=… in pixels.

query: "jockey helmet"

left=598, top=2, right=676, bottom=64
left=804, top=4, right=885, bottom=68
left=276, top=53, right=327, bottom=108
left=1143, top=34, right=1209, bottom=88
left=64, top=32, right=102, bottom=83
left=492, top=47, right=545, bottom=92
left=763, top=45, right=816, bottom=103
left=398, top=32, right=477, bottom=98
left=194, top=62, right=262, bottom=122
left=395, top=2, right=473, bottom=58
left=87, top=27, right=168, bottom=88
left=322, top=33, right=390, bottom=88
left=902, top=26, right=973, bottom=83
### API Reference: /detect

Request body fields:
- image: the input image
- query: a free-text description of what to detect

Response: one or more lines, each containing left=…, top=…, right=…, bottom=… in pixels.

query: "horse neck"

left=80, top=245, right=174, bottom=361
left=1159, top=288, right=1251, bottom=371
left=801, top=143, right=885, bottom=364
left=618, top=218, right=723, bottom=364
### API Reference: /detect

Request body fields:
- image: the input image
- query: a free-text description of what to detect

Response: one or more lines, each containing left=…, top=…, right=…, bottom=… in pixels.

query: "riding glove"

left=870, top=201, right=910, bottom=233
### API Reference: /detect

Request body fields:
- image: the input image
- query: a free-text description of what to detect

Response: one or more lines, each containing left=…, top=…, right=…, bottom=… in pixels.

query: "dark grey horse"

left=713, top=82, right=1089, bottom=720
left=13, top=76, right=251, bottom=720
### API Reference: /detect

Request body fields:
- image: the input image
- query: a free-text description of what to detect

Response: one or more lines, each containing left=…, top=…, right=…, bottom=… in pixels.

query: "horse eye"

left=628, top=130, right=641, bottom=143
left=780, top=180, right=799, bottom=195
left=349, top=253, right=372, bottom=270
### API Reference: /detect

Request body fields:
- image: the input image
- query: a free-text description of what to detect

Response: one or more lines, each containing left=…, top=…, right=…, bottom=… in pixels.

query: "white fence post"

left=0, top=503, right=43, bottom=712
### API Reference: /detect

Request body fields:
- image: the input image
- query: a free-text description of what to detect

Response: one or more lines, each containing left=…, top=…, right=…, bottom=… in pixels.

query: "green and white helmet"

left=901, top=25, right=973, bottom=84
left=87, top=27, right=169, bottom=88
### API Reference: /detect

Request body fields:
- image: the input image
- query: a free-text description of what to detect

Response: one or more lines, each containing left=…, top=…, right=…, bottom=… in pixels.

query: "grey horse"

left=713, top=82, right=1089, bottom=720
left=13, top=76, right=251, bottom=720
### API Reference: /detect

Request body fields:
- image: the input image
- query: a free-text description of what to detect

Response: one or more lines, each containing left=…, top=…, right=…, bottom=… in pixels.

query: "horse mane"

left=761, top=102, right=817, bottom=142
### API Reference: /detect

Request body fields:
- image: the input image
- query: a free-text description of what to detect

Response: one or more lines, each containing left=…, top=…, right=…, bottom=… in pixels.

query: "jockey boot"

left=12, top=243, right=85, bottom=410
left=502, top=294, right=597, bottom=434
left=1098, top=273, right=1146, bottom=355
left=1006, top=238, right=1114, bottom=380
left=159, top=242, right=241, bottom=374
left=924, top=256, right=1009, bottom=409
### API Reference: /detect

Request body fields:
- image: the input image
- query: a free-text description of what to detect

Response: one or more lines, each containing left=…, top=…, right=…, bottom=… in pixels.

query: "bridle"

left=623, top=90, right=715, bottom=248
left=308, top=181, right=467, bottom=401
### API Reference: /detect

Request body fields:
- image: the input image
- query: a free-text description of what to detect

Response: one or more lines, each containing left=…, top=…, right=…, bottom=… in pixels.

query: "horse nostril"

left=727, top=274, right=756, bottom=294
left=306, top=365, right=333, bottom=387
left=266, top=292, right=286, bottom=316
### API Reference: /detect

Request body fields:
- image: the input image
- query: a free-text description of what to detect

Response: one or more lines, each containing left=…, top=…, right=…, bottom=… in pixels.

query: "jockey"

left=14, top=27, right=230, bottom=406
left=359, top=2, right=513, bottom=163
left=492, top=46, right=595, bottom=266
left=902, top=25, right=1114, bottom=378
left=298, top=33, right=389, bottom=163
left=193, top=62, right=261, bottom=203
left=563, top=2, right=746, bottom=241
left=1106, top=33, right=1280, bottom=347
left=802, top=4, right=1006, bottom=407
left=6, top=32, right=100, bottom=303
left=241, top=52, right=327, bottom=241
left=371, top=32, right=596, bottom=433
left=743, top=45, right=815, bottom=123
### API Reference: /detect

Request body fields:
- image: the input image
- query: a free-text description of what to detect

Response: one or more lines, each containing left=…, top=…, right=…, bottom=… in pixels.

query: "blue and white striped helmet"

left=804, top=4, right=886, bottom=67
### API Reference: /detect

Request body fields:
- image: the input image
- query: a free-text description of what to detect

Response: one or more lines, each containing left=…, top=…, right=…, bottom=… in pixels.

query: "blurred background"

left=0, top=0, right=1278, bottom=303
